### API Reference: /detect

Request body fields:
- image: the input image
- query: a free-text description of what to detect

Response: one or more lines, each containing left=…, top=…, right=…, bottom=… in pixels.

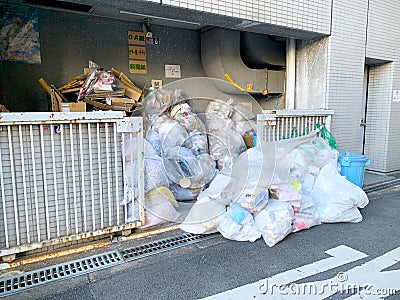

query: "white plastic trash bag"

left=183, top=131, right=208, bottom=156
left=217, top=204, right=261, bottom=242
left=180, top=197, right=226, bottom=234
left=293, top=195, right=321, bottom=232
left=157, top=118, right=189, bottom=152
left=205, top=99, right=234, bottom=119
left=170, top=102, right=206, bottom=133
left=207, top=122, right=246, bottom=169
left=143, top=201, right=181, bottom=228
left=122, top=138, right=169, bottom=205
left=163, top=146, right=216, bottom=188
left=169, top=184, right=201, bottom=201
left=311, top=161, right=369, bottom=223
left=254, top=200, right=294, bottom=247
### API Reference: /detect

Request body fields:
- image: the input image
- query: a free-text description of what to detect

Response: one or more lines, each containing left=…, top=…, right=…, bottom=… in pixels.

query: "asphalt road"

left=6, top=185, right=400, bottom=300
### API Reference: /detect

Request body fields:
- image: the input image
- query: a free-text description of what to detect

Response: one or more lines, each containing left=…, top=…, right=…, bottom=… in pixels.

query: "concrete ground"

left=1, top=171, right=399, bottom=300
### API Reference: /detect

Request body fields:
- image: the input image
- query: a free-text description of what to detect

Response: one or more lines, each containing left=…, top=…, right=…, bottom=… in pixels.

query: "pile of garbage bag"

left=122, top=88, right=369, bottom=247
left=180, top=131, right=369, bottom=247
left=122, top=88, right=258, bottom=227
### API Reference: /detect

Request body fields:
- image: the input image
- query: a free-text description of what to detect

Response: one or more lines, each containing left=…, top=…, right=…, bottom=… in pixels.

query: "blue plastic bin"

left=338, top=152, right=370, bottom=187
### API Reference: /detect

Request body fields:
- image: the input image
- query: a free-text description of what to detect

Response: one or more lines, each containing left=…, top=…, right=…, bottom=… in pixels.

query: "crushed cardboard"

left=38, top=63, right=143, bottom=114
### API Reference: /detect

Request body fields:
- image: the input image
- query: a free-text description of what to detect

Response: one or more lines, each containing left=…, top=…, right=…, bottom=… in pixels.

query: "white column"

left=286, top=38, right=296, bottom=109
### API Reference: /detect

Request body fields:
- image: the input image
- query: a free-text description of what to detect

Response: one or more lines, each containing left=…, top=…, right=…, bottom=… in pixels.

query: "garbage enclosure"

left=0, top=112, right=145, bottom=261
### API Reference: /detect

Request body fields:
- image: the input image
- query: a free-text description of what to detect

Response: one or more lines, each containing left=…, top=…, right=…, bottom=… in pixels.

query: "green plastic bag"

left=316, top=123, right=338, bottom=149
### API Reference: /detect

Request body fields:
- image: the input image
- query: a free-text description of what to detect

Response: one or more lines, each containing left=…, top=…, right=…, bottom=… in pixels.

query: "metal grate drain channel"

left=120, top=232, right=219, bottom=261
left=0, top=233, right=219, bottom=297
left=0, top=251, right=123, bottom=297
left=364, top=178, right=400, bottom=194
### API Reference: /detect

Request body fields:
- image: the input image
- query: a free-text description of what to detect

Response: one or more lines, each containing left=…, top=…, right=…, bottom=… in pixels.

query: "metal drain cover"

left=120, top=232, right=219, bottom=261
left=0, top=251, right=123, bottom=297
left=364, top=178, right=400, bottom=193
left=0, top=232, right=220, bottom=297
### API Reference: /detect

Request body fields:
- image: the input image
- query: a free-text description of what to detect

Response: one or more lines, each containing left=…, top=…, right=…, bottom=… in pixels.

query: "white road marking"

left=200, top=245, right=369, bottom=300
left=282, top=246, right=400, bottom=299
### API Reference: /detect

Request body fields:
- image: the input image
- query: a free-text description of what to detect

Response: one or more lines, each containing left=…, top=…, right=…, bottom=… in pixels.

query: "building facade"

left=1, top=0, right=399, bottom=173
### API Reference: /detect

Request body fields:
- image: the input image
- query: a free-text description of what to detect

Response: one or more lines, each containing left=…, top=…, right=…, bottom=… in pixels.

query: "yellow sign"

left=129, top=46, right=146, bottom=60
left=129, top=60, right=147, bottom=74
left=128, top=31, right=146, bottom=45
left=246, top=83, right=253, bottom=92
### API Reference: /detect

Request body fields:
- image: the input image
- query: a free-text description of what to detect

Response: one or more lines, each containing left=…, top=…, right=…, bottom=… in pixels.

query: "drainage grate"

left=0, top=251, right=123, bottom=297
left=120, top=232, right=219, bottom=261
left=364, top=178, right=400, bottom=193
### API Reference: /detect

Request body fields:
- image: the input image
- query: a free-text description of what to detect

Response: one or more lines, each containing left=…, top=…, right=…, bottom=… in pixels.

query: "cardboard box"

left=243, top=135, right=254, bottom=148
left=62, top=101, right=86, bottom=112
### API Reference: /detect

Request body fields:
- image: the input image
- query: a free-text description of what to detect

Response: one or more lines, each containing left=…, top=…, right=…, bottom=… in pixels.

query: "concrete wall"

left=325, top=0, right=369, bottom=153
left=296, top=37, right=328, bottom=110
left=0, top=7, right=205, bottom=112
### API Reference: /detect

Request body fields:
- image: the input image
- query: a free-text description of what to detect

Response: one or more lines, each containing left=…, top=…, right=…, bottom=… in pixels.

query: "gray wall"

left=0, top=7, right=205, bottom=112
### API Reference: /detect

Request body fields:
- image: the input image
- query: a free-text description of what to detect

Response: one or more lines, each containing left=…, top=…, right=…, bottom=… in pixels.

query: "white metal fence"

left=0, top=112, right=144, bottom=260
left=257, top=109, right=334, bottom=142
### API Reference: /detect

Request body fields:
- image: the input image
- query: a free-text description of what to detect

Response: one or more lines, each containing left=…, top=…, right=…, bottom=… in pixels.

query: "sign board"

left=151, top=79, right=163, bottom=88
left=165, top=64, right=181, bottom=78
left=146, top=37, right=160, bottom=45
left=128, top=31, right=146, bottom=45
left=246, top=83, right=253, bottom=92
left=129, top=46, right=146, bottom=60
left=129, top=60, right=147, bottom=74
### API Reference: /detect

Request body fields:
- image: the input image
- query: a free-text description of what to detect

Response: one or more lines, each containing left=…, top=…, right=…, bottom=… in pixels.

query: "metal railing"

left=256, top=109, right=334, bottom=142
left=0, top=112, right=144, bottom=260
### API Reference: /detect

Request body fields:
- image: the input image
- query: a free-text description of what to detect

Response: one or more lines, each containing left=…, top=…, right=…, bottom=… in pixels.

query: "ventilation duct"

left=201, top=28, right=286, bottom=94
left=240, top=32, right=285, bottom=69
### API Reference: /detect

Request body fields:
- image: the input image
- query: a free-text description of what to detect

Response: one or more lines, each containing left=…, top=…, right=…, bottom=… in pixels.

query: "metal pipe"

left=50, top=125, right=60, bottom=237
left=88, top=124, right=96, bottom=230
left=128, top=133, right=134, bottom=224
left=40, top=125, right=51, bottom=240
left=6, top=127, right=21, bottom=246
left=79, top=123, right=87, bottom=232
left=19, top=125, right=30, bottom=244
left=60, top=124, right=70, bottom=236
left=69, top=123, right=79, bottom=234
left=30, top=125, right=41, bottom=242
left=121, top=133, right=127, bottom=225
left=105, top=123, right=112, bottom=226
left=0, top=135, right=9, bottom=248
left=113, top=124, right=120, bottom=225
left=97, top=123, right=104, bottom=228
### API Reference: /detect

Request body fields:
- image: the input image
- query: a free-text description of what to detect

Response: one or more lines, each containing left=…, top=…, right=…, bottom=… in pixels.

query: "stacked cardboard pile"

left=38, top=62, right=142, bottom=113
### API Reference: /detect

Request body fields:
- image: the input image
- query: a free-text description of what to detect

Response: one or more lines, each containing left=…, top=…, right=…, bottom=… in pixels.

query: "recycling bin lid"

left=338, top=151, right=369, bottom=163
